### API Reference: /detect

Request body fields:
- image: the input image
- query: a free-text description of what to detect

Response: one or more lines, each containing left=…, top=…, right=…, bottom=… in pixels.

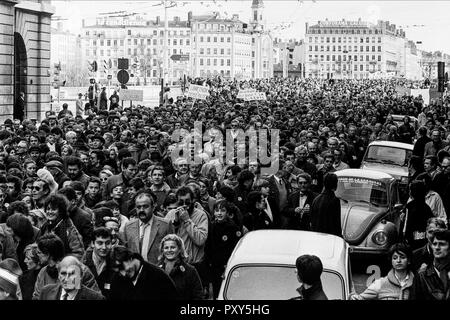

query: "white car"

left=218, top=230, right=352, bottom=300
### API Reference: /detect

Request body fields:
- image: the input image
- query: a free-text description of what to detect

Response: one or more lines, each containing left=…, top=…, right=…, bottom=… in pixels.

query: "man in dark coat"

left=82, top=227, right=116, bottom=300
left=109, top=246, right=179, bottom=300
left=267, top=167, right=291, bottom=228
left=282, top=173, right=318, bottom=230
left=413, top=218, right=447, bottom=272
left=413, top=230, right=450, bottom=300
left=292, top=254, right=328, bottom=300
left=39, top=256, right=104, bottom=300
left=310, top=172, right=342, bottom=237
left=413, top=127, right=431, bottom=157
left=14, top=91, right=25, bottom=121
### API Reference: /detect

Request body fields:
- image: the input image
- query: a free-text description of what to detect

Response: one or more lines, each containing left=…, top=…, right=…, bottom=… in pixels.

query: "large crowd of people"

left=0, top=77, right=449, bottom=300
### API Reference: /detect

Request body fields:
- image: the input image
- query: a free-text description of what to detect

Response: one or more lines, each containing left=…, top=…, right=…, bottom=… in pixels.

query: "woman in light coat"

left=349, top=243, right=415, bottom=300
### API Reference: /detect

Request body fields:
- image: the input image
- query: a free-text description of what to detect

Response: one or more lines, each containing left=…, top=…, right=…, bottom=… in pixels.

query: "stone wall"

left=0, top=0, right=53, bottom=122
left=0, top=1, right=16, bottom=120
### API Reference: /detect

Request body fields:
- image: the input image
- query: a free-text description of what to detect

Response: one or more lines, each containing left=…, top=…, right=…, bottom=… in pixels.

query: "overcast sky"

left=51, top=0, right=450, bottom=54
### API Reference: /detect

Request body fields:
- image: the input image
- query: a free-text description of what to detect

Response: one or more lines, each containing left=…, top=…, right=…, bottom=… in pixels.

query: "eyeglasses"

left=32, top=186, right=42, bottom=191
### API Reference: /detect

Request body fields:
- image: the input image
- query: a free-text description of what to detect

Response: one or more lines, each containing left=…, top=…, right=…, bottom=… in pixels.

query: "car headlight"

left=400, top=176, right=409, bottom=184
left=372, top=231, right=388, bottom=246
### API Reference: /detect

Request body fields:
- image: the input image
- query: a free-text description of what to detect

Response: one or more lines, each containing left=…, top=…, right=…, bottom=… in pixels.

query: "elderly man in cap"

left=39, top=256, right=104, bottom=300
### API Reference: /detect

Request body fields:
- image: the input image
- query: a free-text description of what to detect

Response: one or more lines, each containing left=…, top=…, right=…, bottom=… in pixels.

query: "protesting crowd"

left=0, top=76, right=450, bottom=300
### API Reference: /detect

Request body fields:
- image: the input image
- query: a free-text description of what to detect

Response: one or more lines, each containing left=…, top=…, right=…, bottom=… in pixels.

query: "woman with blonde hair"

left=158, top=234, right=203, bottom=300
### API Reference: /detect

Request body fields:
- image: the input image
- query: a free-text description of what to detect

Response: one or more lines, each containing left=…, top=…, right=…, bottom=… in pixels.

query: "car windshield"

left=335, top=176, right=388, bottom=206
left=224, top=265, right=345, bottom=300
left=365, top=145, right=411, bottom=167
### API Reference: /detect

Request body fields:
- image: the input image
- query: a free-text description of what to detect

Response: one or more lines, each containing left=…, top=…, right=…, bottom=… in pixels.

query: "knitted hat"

left=0, top=268, right=18, bottom=296
left=45, top=160, right=64, bottom=171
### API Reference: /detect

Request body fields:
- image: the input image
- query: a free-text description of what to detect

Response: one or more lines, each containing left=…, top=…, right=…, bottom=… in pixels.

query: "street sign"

left=117, top=69, right=129, bottom=84
left=118, top=58, right=129, bottom=70
left=120, top=89, right=144, bottom=101
left=170, top=54, right=189, bottom=62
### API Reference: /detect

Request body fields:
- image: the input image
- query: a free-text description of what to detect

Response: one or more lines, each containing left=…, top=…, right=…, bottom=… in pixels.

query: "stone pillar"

left=0, top=1, right=16, bottom=120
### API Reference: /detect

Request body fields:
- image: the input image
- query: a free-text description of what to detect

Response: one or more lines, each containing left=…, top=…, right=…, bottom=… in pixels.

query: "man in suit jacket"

left=109, top=246, right=178, bottom=300
left=310, top=172, right=342, bottom=237
left=267, top=167, right=291, bottom=228
left=121, top=191, right=174, bottom=265
left=39, top=256, right=104, bottom=300
left=282, top=173, right=318, bottom=230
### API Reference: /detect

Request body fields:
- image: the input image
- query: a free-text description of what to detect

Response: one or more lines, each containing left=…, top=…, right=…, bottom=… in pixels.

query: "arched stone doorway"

left=14, top=32, right=27, bottom=119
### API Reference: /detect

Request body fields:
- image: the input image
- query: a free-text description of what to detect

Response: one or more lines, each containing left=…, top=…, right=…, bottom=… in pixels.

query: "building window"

left=372, top=46, right=375, bottom=52
left=326, top=55, right=330, bottom=61
left=378, top=37, right=381, bottom=43
left=332, top=55, right=335, bottom=61
left=207, top=48, right=211, bottom=54
left=338, top=37, right=341, bottom=43
left=128, top=30, right=131, bottom=35
left=200, top=37, right=204, bottom=42
left=180, top=39, right=183, bottom=45
left=128, top=48, right=131, bottom=55
left=338, top=46, right=341, bottom=51
left=227, top=59, right=230, bottom=66
left=200, top=48, right=204, bottom=54
left=332, top=37, right=336, bottom=43
left=221, top=59, right=224, bottom=66
left=378, top=55, right=381, bottom=61
left=173, top=49, right=177, bottom=54
left=366, top=46, right=369, bottom=51
left=221, top=37, right=224, bottom=42
left=354, top=55, right=358, bottom=62
left=366, top=37, right=369, bottom=43
left=147, top=39, right=151, bottom=45
left=207, top=37, right=211, bottom=42
left=200, top=59, right=204, bottom=66
left=153, top=30, right=157, bottom=36
left=354, top=64, right=358, bottom=71
left=213, top=59, right=217, bottom=66
left=366, top=55, right=369, bottom=61
left=221, top=48, right=224, bottom=55
left=320, top=46, right=324, bottom=51
left=186, top=39, right=190, bottom=45
left=360, top=65, right=363, bottom=71
left=107, top=40, right=111, bottom=46
left=120, top=40, right=124, bottom=46
left=214, top=37, right=217, bottom=42
left=174, top=39, right=177, bottom=45
left=100, top=49, right=104, bottom=55
left=134, top=39, right=137, bottom=45
left=207, top=59, right=210, bottom=66
left=227, top=37, right=231, bottom=42
left=332, top=46, right=335, bottom=52
left=309, top=46, right=313, bottom=51
left=315, top=45, right=318, bottom=51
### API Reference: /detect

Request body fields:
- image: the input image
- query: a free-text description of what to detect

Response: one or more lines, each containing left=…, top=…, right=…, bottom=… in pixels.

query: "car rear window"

left=224, top=265, right=345, bottom=300
left=365, top=145, right=411, bottom=166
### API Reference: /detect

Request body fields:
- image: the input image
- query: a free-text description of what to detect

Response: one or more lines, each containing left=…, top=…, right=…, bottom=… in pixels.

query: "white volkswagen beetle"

left=218, top=230, right=353, bottom=300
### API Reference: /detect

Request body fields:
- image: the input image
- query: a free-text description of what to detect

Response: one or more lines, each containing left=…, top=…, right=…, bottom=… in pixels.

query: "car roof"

left=367, top=140, right=414, bottom=150
left=335, top=168, right=394, bottom=181
left=227, top=230, right=348, bottom=272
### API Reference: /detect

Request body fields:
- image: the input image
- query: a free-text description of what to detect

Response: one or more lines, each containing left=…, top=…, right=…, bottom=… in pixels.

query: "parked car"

left=360, top=140, right=413, bottom=202
left=218, top=230, right=352, bottom=300
left=335, top=169, right=403, bottom=256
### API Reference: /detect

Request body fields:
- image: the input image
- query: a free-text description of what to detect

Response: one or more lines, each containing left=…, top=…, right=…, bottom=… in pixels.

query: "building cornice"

left=15, top=1, right=55, bottom=15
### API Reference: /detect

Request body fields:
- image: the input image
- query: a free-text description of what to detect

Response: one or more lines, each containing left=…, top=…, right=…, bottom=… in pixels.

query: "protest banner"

left=187, top=84, right=210, bottom=100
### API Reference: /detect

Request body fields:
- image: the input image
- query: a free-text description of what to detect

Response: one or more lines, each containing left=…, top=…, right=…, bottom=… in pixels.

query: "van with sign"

left=335, top=169, right=403, bottom=256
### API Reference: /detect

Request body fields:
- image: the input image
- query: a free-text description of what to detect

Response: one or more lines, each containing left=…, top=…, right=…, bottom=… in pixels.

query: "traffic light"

left=88, top=60, right=98, bottom=72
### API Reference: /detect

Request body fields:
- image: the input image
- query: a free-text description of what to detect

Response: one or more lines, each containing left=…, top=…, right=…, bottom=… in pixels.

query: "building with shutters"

left=304, top=19, right=408, bottom=79
left=81, top=15, right=191, bottom=85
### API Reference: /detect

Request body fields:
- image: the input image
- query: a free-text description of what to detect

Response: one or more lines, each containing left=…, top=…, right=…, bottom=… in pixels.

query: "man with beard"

left=121, top=191, right=174, bottom=265
left=413, top=229, right=450, bottom=300
left=109, top=245, right=178, bottom=300
left=65, top=156, right=90, bottom=188
left=39, top=256, right=104, bottom=300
